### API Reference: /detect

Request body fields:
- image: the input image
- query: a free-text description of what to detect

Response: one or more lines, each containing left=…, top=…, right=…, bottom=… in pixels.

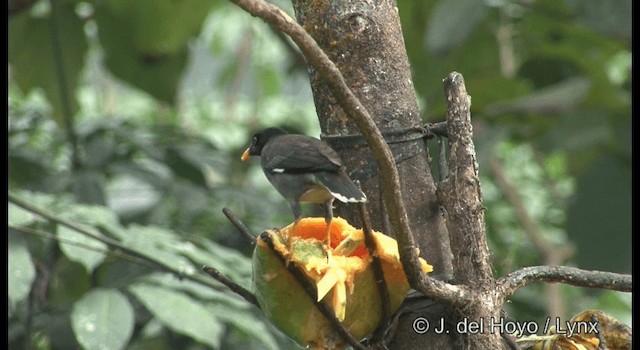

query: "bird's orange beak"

left=241, top=148, right=251, bottom=161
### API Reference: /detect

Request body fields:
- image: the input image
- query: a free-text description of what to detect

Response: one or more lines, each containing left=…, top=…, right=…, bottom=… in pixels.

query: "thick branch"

left=437, top=72, right=493, bottom=285
left=497, top=266, right=632, bottom=297
left=227, top=0, right=425, bottom=287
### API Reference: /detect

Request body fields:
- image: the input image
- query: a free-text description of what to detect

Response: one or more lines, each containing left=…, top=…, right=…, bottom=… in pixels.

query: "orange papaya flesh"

left=252, top=217, right=433, bottom=350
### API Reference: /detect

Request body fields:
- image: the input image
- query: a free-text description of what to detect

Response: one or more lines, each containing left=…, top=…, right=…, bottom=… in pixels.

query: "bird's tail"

left=315, top=172, right=367, bottom=203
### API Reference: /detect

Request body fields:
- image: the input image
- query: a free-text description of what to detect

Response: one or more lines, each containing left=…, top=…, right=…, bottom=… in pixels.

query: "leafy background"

left=9, top=0, right=631, bottom=349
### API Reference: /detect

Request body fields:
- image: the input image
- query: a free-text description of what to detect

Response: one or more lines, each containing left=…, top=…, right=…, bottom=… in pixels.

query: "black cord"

left=321, top=124, right=433, bottom=149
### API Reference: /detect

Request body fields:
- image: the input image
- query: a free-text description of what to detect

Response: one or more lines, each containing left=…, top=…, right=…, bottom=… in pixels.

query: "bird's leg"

left=289, top=201, right=302, bottom=235
left=323, top=198, right=335, bottom=247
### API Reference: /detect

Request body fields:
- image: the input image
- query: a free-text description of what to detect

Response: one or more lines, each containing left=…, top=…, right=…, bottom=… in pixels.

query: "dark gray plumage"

left=241, top=128, right=366, bottom=244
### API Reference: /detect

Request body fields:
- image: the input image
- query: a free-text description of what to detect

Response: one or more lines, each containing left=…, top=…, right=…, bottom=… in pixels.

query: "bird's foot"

left=289, top=218, right=302, bottom=235
left=323, top=223, right=332, bottom=247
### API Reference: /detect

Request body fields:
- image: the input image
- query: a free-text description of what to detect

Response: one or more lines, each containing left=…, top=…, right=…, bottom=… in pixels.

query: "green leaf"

left=177, top=239, right=252, bottom=288
left=57, top=225, right=107, bottom=273
left=8, top=233, right=36, bottom=309
left=71, top=170, right=107, bottom=205
left=533, top=109, right=617, bottom=172
left=485, top=77, right=591, bottom=116
left=425, top=0, right=488, bottom=55
left=570, top=0, right=631, bottom=40
left=593, top=291, right=632, bottom=327
left=49, top=257, right=93, bottom=306
left=567, top=156, right=631, bottom=274
left=138, top=272, right=250, bottom=309
left=8, top=202, right=34, bottom=226
left=71, top=289, right=135, bottom=350
left=105, top=173, right=163, bottom=218
left=60, top=203, right=126, bottom=241
left=93, top=0, right=213, bottom=104
left=8, top=3, right=87, bottom=125
left=8, top=191, right=60, bottom=216
left=101, top=0, right=213, bottom=54
left=118, top=225, right=197, bottom=276
left=208, top=303, right=279, bottom=350
left=129, top=283, right=223, bottom=349
left=521, top=11, right=627, bottom=110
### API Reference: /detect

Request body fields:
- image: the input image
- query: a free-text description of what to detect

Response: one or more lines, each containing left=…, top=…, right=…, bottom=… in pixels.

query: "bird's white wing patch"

left=271, top=168, right=285, bottom=173
left=330, top=191, right=367, bottom=203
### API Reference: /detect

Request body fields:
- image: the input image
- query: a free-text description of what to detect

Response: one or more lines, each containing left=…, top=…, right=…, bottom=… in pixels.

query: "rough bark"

left=290, top=0, right=452, bottom=278
left=437, top=73, right=493, bottom=287
left=289, top=1, right=454, bottom=348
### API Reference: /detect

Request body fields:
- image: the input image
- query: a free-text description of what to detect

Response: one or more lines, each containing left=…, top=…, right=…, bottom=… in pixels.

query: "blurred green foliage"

left=8, top=0, right=630, bottom=349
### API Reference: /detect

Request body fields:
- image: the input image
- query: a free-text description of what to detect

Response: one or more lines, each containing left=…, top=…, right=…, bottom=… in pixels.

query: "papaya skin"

left=252, top=218, right=432, bottom=350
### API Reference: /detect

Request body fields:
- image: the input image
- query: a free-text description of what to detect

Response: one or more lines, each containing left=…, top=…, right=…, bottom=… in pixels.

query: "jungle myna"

left=241, top=127, right=367, bottom=245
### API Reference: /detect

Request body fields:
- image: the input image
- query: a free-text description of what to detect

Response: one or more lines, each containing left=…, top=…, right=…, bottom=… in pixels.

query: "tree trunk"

left=290, top=0, right=456, bottom=348
left=291, top=0, right=452, bottom=276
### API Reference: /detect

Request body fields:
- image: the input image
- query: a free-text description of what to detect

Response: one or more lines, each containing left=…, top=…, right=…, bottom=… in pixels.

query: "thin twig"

left=8, top=193, right=228, bottom=292
left=10, top=225, right=156, bottom=268
left=9, top=193, right=161, bottom=266
left=496, top=266, right=632, bottom=297
left=222, top=207, right=256, bottom=245
left=12, top=225, right=261, bottom=310
left=202, top=266, right=260, bottom=308
left=259, top=231, right=366, bottom=350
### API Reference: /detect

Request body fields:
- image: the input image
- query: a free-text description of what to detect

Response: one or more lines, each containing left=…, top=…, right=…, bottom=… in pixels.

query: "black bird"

left=241, top=128, right=367, bottom=245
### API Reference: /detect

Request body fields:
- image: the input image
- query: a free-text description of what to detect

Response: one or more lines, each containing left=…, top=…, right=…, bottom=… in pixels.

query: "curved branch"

left=496, top=266, right=632, bottom=297
left=226, top=0, right=425, bottom=286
